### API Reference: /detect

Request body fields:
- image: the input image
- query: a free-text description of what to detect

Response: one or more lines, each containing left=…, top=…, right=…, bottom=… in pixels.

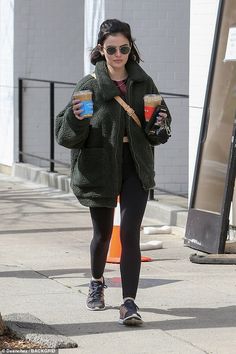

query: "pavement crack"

left=28, top=268, right=87, bottom=293
left=164, top=331, right=210, bottom=353
left=28, top=269, right=73, bottom=289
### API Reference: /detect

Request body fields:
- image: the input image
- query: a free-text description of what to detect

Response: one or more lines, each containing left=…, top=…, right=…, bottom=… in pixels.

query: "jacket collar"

left=94, top=60, right=149, bottom=101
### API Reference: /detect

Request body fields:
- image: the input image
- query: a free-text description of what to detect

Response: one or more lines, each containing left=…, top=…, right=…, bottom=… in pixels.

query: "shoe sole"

left=119, top=314, right=143, bottom=326
left=86, top=304, right=106, bottom=311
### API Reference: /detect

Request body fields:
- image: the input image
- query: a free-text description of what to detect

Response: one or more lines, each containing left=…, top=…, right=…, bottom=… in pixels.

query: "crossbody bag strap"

left=114, top=96, right=141, bottom=128
left=91, top=72, right=141, bottom=128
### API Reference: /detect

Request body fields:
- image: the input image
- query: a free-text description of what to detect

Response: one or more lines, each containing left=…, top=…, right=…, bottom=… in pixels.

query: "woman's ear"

left=98, top=44, right=104, bottom=56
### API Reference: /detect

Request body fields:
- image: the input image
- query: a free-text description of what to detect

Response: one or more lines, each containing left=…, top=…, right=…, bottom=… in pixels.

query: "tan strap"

left=114, top=96, right=141, bottom=128
left=91, top=72, right=141, bottom=128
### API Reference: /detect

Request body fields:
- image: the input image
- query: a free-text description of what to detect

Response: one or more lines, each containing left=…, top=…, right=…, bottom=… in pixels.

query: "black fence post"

left=49, top=82, right=55, bottom=172
left=149, top=188, right=154, bottom=200
left=18, top=79, right=23, bottom=162
left=149, top=147, right=155, bottom=200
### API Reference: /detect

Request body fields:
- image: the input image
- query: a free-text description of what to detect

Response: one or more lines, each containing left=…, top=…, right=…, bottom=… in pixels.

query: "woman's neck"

left=107, top=65, right=128, bottom=81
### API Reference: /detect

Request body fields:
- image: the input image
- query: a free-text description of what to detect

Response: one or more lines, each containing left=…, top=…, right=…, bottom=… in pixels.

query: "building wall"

left=13, top=0, right=85, bottom=167
left=0, top=0, right=14, bottom=168
left=105, top=0, right=190, bottom=195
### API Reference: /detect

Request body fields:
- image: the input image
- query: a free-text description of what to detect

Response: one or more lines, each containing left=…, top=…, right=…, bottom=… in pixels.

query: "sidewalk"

left=1, top=173, right=236, bottom=354
left=12, top=163, right=188, bottom=228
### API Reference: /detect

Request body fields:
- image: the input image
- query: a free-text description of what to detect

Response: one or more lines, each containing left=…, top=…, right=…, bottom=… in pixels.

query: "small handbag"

left=144, top=106, right=171, bottom=144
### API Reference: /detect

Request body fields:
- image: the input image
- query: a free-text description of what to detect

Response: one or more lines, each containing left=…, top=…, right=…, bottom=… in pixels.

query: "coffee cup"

left=144, top=94, right=162, bottom=121
left=73, top=90, right=93, bottom=118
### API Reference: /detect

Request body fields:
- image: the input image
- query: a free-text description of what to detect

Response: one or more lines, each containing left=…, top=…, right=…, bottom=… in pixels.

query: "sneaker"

left=86, top=279, right=107, bottom=311
left=119, top=299, right=143, bottom=326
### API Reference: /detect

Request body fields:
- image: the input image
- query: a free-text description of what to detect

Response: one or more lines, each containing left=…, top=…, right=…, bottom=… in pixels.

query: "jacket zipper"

left=115, top=104, right=122, bottom=197
left=127, top=81, right=142, bottom=182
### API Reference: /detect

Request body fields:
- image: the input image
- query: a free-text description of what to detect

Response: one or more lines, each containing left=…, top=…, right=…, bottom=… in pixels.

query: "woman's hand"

left=72, top=99, right=85, bottom=120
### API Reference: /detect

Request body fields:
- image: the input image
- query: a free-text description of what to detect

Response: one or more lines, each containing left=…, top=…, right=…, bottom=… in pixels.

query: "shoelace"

left=124, top=300, right=139, bottom=312
left=90, top=282, right=107, bottom=301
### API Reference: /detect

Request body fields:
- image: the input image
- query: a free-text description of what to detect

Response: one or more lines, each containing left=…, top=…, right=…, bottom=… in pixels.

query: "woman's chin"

left=110, top=61, right=126, bottom=69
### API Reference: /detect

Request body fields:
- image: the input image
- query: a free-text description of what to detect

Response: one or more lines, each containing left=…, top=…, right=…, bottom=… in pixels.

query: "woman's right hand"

left=72, top=99, right=85, bottom=120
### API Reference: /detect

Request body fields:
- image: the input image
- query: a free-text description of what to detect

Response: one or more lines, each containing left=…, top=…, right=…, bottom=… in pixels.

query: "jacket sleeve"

left=145, top=78, right=172, bottom=146
left=55, top=101, right=90, bottom=149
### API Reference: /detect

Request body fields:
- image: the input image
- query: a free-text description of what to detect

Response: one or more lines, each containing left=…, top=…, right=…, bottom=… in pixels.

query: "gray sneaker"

left=86, top=279, right=107, bottom=311
left=119, top=299, right=143, bottom=326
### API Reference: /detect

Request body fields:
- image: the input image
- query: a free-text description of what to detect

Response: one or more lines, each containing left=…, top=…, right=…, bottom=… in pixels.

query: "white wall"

left=189, top=0, right=219, bottom=195
left=84, top=0, right=105, bottom=75
left=0, top=0, right=14, bottom=167
left=13, top=0, right=85, bottom=167
left=105, top=0, right=190, bottom=195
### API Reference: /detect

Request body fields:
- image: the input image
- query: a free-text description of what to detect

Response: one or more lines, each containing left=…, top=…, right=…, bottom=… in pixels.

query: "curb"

left=12, top=162, right=188, bottom=228
left=12, top=163, right=72, bottom=194
left=144, top=200, right=187, bottom=228
left=3, top=313, right=78, bottom=349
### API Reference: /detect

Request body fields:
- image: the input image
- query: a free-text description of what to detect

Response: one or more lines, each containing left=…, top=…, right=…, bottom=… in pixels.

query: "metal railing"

left=18, top=77, right=189, bottom=199
left=18, top=78, right=76, bottom=172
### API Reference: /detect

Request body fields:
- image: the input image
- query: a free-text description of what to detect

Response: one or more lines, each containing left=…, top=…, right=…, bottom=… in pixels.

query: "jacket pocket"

left=74, top=147, right=105, bottom=189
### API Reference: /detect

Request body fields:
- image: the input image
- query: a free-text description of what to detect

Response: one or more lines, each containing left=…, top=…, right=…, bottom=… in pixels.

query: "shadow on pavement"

left=6, top=305, right=236, bottom=336
left=0, top=226, right=92, bottom=235
left=52, top=305, right=236, bottom=333
left=79, top=277, right=182, bottom=289
left=0, top=268, right=113, bottom=279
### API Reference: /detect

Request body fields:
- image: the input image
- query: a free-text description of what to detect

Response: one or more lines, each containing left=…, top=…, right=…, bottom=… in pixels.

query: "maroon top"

left=113, top=79, right=127, bottom=97
left=113, top=79, right=128, bottom=138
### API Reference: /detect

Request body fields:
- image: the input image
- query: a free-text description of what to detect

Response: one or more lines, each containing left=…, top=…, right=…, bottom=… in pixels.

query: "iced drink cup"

left=144, top=94, right=162, bottom=121
left=73, top=90, right=93, bottom=118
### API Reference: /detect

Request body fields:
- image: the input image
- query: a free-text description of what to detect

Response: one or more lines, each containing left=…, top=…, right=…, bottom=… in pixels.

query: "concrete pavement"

left=12, top=162, right=188, bottom=228
left=1, top=173, right=236, bottom=354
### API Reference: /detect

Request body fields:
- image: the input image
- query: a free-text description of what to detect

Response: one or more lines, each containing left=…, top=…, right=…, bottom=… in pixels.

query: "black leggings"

left=89, top=144, right=148, bottom=299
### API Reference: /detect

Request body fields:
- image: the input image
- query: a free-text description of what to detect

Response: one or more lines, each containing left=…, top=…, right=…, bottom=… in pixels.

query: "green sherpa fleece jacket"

left=55, top=60, right=171, bottom=208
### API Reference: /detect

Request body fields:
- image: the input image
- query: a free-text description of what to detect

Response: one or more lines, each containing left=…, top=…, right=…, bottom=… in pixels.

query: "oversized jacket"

left=55, top=60, right=171, bottom=208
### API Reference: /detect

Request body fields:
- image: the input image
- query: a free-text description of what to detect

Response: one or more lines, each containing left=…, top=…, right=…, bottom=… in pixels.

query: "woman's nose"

left=115, top=49, right=122, bottom=57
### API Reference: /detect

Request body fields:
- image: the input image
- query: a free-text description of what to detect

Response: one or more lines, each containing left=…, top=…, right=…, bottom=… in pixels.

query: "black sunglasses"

left=103, top=45, right=131, bottom=55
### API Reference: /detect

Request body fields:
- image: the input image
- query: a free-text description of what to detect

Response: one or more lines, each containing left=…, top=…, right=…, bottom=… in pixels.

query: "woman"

left=56, top=19, right=171, bottom=326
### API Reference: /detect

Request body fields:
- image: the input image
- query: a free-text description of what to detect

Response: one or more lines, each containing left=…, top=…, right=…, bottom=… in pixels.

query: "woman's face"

left=100, top=33, right=131, bottom=71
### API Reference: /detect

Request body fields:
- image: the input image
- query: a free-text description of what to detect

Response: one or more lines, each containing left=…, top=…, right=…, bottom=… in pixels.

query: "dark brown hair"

left=90, top=19, right=141, bottom=65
